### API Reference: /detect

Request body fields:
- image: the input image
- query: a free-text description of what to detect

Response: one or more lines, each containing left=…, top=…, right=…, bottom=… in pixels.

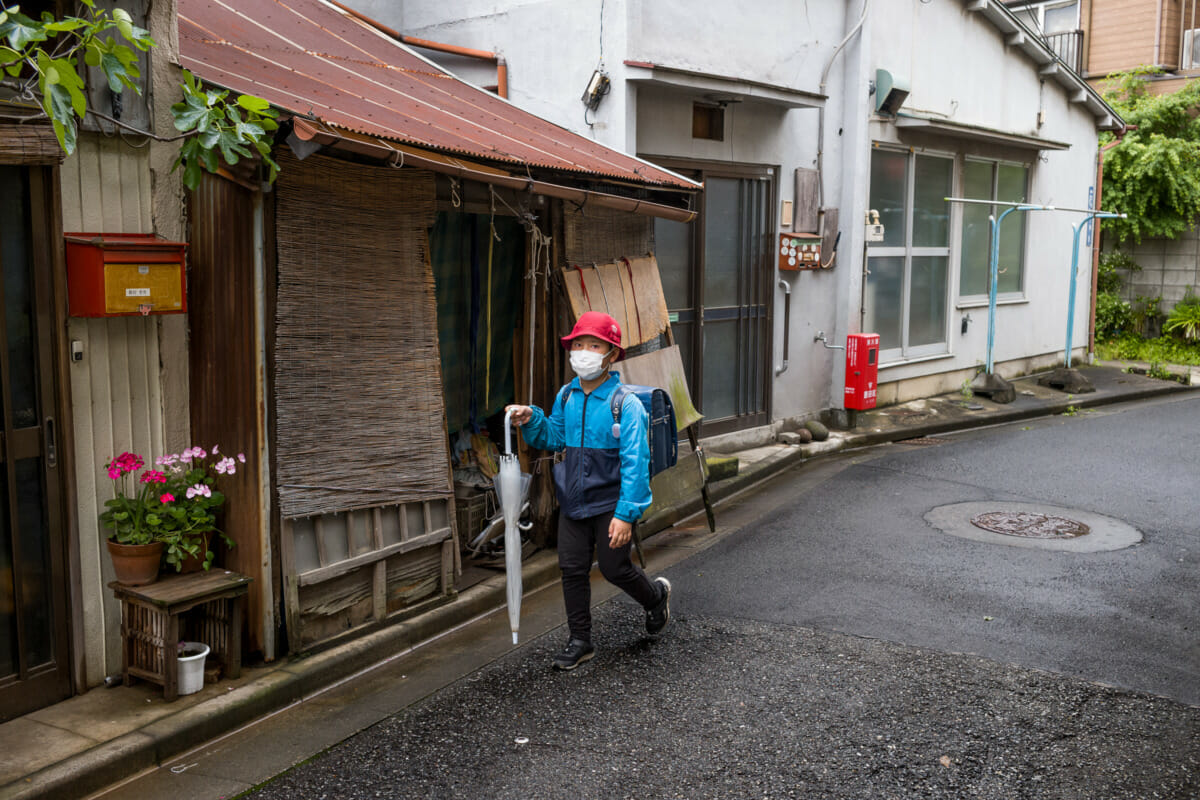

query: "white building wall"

left=359, top=0, right=1104, bottom=420
left=867, top=1, right=1101, bottom=391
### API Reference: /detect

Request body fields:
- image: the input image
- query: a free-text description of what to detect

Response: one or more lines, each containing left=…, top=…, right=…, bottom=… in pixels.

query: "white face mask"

left=569, top=349, right=609, bottom=381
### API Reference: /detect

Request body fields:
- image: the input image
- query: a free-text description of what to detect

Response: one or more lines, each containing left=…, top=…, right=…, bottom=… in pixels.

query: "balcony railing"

left=1043, top=29, right=1083, bottom=74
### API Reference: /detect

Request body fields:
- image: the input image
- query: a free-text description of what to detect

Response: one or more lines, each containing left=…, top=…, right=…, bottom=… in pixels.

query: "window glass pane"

left=913, top=155, right=952, bottom=247
left=0, top=166, right=37, bottom=430
left=672, top=320, right=696, bottom=399
left=654, top=218, right=693, bottom=309
left=16, top=458, right=51, bottom=667
left=997, top=164, right=1028, bottom=204
left=997, top=165, right=1028, bottom=294
left=703, top=178, right=740, bottom=303
left=701, top=319, right=738, bottom=420
left=869, top=150, right=907, bottom=247
left=865, top=256, right=904, bottom=351
left=960, top=161, right=994, bottom=296
left=909, top=256, right=949, bottom=348
left=0, top=462, right=14, bottom=678
left=1043, top=2, right=1077, bottom=33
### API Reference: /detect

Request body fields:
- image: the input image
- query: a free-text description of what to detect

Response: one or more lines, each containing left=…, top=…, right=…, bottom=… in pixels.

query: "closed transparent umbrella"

left=496, top=409, right=531, bottom=644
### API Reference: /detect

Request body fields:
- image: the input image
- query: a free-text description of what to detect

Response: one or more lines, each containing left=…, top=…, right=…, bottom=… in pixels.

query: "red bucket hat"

left=561, top=311, right=624, bottom=361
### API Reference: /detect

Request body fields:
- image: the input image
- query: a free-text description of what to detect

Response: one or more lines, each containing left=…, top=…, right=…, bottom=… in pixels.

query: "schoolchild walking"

left=507, top=311, right=671, bottom=670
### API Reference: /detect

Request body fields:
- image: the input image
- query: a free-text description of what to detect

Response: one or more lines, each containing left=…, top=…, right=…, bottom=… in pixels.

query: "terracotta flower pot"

left=106, top=540, right=164, bottom=586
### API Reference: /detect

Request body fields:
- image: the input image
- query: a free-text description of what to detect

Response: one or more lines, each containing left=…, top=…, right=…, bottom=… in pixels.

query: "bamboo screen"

left=0, top=122, right=65, bottom=165
left=274, top=150, right=450, bottom=518
left=564, top=205, right=653, bottom=263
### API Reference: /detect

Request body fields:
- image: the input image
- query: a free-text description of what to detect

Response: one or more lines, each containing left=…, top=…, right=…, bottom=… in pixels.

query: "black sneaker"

left=552, top=638, right=595, bottom=671
left=645, top=577, right=672, bottom=635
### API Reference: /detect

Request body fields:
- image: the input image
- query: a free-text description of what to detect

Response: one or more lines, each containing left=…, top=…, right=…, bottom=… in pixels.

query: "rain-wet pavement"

left=242, top=392, right=1200, bottom=800
left=246, top=603, right=1197, bottom=800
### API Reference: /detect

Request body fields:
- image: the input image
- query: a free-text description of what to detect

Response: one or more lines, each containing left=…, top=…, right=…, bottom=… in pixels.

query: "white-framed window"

left=864, top=147, right=953, bottom=360
left=1185, top=28, right=1200, bottom=69
left=1183, top=1, right=1200, bottom=69
left=958, top=159, right=1031, bottom=300
left=1013, top=0, right=1080, bottom=36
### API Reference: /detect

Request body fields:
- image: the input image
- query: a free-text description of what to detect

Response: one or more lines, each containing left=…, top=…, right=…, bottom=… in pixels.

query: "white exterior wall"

left=359, top=0, right=1104, bottom=420
left=867, top=2, right=1101, bottom=392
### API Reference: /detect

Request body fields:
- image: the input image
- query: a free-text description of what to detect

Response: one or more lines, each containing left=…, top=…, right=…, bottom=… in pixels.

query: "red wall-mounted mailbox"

left=64, top=233, right=188, bottom=317
left=844, top=333, right=879, bottom=410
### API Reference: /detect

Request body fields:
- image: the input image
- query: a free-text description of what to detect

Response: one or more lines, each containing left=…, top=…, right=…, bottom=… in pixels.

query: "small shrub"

left=1095, top=291, right=1133, bottom=339
left=1163, top=300, right=1200, bottom=341
left=1132, top=295, right=1165, bottom=337
left=1098, top=250, right=1140, bottom=294
left=1096, top=334, right=1200, bottom=365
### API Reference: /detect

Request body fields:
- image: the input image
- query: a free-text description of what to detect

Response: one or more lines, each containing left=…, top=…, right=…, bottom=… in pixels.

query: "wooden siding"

left=1086, top=0, right=1181, bottom=76
left=60, top=132, right=162, bottom=685
left=188, top=173, right=269, bottom=657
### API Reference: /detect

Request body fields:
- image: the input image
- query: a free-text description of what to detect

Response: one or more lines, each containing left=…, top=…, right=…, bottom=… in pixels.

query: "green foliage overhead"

left=0, top=0, right=277, bottom=190
left=1100, top=68, right=1200, bottom=243
left=172, top=70, right=279, bottom=190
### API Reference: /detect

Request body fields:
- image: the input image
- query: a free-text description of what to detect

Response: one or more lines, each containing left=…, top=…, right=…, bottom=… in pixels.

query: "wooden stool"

left=110, top=570, right=252, bottom=700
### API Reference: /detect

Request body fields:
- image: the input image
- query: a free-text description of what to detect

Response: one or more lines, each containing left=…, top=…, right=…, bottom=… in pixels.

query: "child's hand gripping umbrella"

left=496, top=408, right=532, bottom=644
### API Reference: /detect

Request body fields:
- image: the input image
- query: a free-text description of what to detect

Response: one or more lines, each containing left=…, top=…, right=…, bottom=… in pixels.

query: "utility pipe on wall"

left=815, top=0, right=870, bottom=230
left=1154, top=0, right=1164, bottom=67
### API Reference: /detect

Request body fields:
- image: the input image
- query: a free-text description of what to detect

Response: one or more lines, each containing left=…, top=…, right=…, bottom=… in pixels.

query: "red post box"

left=64, top=233, right=188, bottom=317
left=844, top=333, right=879, bottom=410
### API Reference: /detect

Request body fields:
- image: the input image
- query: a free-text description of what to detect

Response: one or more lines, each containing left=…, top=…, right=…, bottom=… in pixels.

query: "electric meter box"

left=778, top=232, right=822, bottom=271
left=64, top=233, right=188, bottom=317
left=844, top=333, right=880, bottom=410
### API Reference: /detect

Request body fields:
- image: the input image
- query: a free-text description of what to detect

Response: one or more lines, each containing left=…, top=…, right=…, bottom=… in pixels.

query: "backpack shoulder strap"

left=610, top=384, right=632, bottom=426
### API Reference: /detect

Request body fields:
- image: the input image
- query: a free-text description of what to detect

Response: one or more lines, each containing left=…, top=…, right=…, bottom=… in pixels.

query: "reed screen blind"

left=274, top=150, right=450, bottom=518
left=0, top=122, right=65, bottom=165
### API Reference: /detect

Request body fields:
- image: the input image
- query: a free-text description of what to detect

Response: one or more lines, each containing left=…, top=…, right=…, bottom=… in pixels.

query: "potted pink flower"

left=101, top=446, right=246, bottom=583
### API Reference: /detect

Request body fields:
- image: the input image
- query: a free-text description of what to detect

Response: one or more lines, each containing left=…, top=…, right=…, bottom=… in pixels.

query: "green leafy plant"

left=1131, top=294, right=1165, bottom=337
left=1146, top=361, right=1174, bottom=380
left=1095, top=290, right=1134, bottom=339
left=0, top=1, right=277, bottom=189
left=171, top=70, right=279, bottom=189
left=1163, top=297, right=1200, bottom=341
left=1097, top=333, right=1200, bottom=365
left=1062, top=405, right=1080, bottom=417
left=1100, top=69, right=1200, bottom=243
left=1097, top=250, right=1140, bottom=294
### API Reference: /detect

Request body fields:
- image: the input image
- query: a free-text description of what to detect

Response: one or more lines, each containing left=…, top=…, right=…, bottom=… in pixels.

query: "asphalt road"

left=229, top=392, right=1200, bottom=800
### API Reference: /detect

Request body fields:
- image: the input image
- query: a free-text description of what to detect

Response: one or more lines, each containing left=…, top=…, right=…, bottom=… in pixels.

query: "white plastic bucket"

left=177, top=641, right=210, bottom=695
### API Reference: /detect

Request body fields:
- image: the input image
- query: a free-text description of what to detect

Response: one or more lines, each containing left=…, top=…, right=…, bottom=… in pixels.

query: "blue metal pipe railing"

left=1066, top=212, right=1123, bottom=367
left=944, top=198, right=1126, bottom=375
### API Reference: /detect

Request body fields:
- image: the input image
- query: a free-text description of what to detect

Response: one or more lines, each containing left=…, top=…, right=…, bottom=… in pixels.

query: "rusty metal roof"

left=177, top=0, right=698, bottom=190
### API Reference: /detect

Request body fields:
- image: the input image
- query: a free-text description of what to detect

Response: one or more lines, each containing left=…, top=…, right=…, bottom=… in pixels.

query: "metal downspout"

left=816, top=0, right=870, bottom=229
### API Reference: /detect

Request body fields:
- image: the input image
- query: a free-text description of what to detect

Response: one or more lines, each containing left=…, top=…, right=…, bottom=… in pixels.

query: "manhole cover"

left=970, top=511, right=1090, bottom=539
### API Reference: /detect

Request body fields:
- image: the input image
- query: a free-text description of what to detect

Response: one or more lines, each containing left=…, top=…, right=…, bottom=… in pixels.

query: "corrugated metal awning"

left=177, top=0, right=699, bottom=196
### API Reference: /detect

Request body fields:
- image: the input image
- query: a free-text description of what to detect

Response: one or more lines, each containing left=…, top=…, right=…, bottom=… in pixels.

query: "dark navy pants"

left=557, top=511, right=659, bottom=643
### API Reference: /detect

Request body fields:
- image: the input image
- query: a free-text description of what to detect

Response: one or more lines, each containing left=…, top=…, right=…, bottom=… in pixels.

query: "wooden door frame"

left=0, top=164, right=77, bottom=718
left=639, top=156, right=777, bottom=437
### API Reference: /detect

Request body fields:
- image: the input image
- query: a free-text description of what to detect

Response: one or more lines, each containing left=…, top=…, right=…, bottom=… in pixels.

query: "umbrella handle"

left=503, top=407, right=515, bottom=456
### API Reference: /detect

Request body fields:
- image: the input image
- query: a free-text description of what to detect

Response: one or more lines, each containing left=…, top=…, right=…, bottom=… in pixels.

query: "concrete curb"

left=840, top=376, right=1196, bottom=451
left=10, top=372, right=1195, bottom=800
left=5, top=554, right=565, bottom=800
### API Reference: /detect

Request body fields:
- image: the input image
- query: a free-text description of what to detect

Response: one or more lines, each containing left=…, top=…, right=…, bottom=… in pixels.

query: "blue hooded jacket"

left=521, top=371, right=652, bottom=523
